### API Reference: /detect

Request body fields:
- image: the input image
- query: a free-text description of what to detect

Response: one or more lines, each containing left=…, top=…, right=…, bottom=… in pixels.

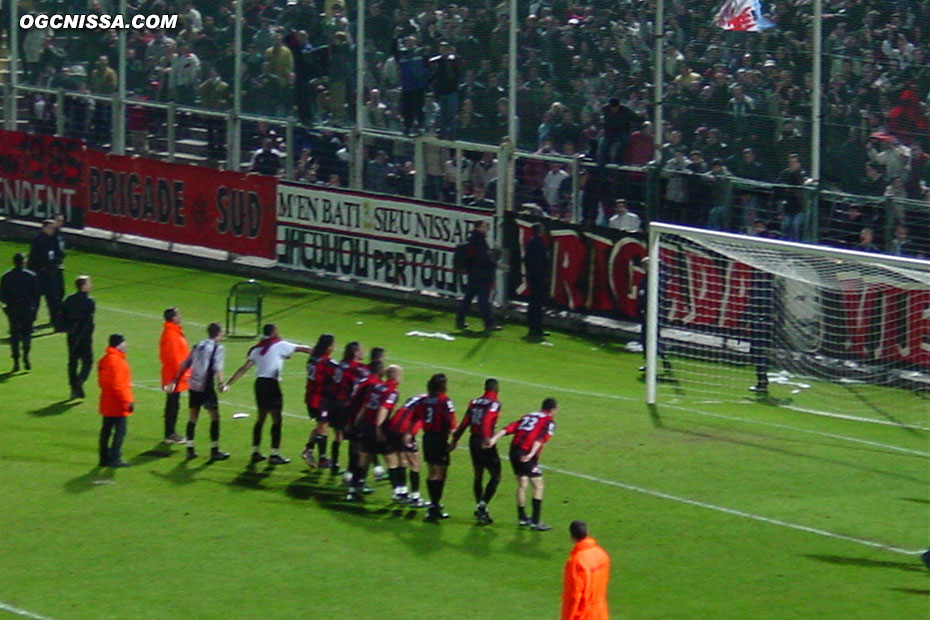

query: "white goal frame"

left=645, top=222, right=930, bottom=404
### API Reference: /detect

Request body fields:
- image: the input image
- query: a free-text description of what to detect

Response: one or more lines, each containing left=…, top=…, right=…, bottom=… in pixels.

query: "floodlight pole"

left=507, top=0, right=517, bottom=146
left=653, top=0, right=664, bottom=156
left=811, top=0, right=821, bottom=183
left=9, top=0, right=18, bottom=130
left=645, top=225, right=660, bottom=404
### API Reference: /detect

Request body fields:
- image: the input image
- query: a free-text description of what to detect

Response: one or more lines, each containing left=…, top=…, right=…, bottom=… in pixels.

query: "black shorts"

left=329, top=401, right=349, bottom=431
left=469, top=434, right=500, bottom=470
left=359, top=422, right=386, bottom=455
left=385, top=430, right=417, bottom=454
left=423, top=432, right=450, bottom=466
left=255, top=378, right=283, bottom=411
left=188, top=387, right=218, bottom=411
left=509, top=444, right=541, bottom=478
left=308, top=395, right=337, bottom=422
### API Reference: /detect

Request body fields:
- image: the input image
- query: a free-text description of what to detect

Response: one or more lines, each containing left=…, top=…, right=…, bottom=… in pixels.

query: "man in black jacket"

left=597, top=98, right=641, bottom=166
left=1, top=253, right=40, bottom=372
left=62, top=275, right=96, bottom=400
left=524, top=224, right=550, bottom=339
left=456, top=221, right=500, bottom=333
left=28, top=219, right=66, bottom=331
left=430, top=42, right=462, bottom=139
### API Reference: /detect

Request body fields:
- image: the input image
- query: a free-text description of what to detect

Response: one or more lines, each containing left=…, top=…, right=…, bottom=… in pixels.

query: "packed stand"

left=10, top=0, right=930, bottom=255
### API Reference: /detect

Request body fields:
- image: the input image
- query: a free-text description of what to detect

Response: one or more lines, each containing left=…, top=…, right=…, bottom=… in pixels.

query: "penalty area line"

left=543, top=465, right=925, bottom=557
left=0, top=602, right=59, bottom=620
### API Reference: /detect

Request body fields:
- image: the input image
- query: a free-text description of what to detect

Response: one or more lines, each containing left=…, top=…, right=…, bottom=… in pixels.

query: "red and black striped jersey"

left=414, top=394, right=457, bottom=435
left=336, top=358, right=365, bottom=402
left=503, top=411, right=555, bottom=453
left=305, top=354, right=342, bottom=407
left=385, top=393, right=427, bottom=435
left=359, top=379, right=399, bottom=425
left=346, top=373, right=380, bottom=427
left=460, top=391, right=501, bottom=439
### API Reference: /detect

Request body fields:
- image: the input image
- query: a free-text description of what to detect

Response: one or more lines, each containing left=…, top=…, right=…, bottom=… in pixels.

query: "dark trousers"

left=67, top=334, right=93, bottom=390
left=164, top=392, right=181, bottom=438
left=5, top=310, right=34, bottom=361
left=457, top=279, right=493, bottom=329
left=526, top=290, right=547, bottom=335
left=38, top=270, right=64, bottom=330
left=401, top=88, right=426, bottom=132
left=205, top=116, right=224, bottom=160
left=99, top=416, right=128, bottom=466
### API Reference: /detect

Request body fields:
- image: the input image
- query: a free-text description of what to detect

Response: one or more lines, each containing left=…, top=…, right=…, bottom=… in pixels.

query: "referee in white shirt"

left=169, top=322, right=229, bottom=462
left=223, top=324, right=312, bottom=465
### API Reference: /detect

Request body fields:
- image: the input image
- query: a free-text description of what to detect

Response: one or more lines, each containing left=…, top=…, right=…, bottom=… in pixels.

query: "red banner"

left=0, top=130, right=85, bottom=226
left=82, top=151, right=277, bottom=258
left=511, top=217, right=647, bottom=320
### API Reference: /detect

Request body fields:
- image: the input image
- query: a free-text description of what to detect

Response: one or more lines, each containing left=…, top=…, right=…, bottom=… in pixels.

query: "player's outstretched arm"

left=222, top=359, right=254, bottom=391
left=485, top=428, right=507, bottom=449
left=294, top=345, right=313, bottom=354
left=166, top=354, right=194, bottom=392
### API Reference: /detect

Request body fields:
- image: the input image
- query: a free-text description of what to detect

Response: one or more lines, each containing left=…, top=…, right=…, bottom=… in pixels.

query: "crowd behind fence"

left=2, top=0, right=929, bottom=259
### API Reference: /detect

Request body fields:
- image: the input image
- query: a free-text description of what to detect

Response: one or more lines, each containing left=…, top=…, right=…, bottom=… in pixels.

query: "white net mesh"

left=649, top=228, right=930, bottom=430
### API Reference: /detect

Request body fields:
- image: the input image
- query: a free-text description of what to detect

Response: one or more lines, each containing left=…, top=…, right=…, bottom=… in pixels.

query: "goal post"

left=645, top=223, right=930, bottom=428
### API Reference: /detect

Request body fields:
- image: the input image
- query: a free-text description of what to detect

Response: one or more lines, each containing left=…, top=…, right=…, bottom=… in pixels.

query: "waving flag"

left=714, top=0, right=775, bottom=32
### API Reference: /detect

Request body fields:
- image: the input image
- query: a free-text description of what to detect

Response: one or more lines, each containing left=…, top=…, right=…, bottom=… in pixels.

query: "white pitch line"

left=103, top=305, right=929, bottom=458
left=0, top=602, right=59, bottom=620
left=542, top=465, right=925, bottom=556
left=130, top=382, right=925, bottom=557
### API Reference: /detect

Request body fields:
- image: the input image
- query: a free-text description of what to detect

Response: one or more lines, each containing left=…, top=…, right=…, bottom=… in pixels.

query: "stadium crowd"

left=10, top=0, right=930, bottom=253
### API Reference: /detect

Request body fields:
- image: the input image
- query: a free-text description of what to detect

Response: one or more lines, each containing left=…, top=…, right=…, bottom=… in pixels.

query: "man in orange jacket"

left=159, top=307, right=190, bottom=444
left=562, top=520, right=610, bottom=620
left=98, top=334, right=134, bottom=468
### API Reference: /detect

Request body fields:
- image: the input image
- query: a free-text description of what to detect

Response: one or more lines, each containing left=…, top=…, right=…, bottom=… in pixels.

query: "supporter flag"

left=714, top=0, right=775, bottom=32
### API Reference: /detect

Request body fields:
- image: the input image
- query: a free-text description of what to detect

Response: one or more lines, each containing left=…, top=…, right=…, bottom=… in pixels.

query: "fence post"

left=570, top=156, right=580, bottom=223
left=285, top=118, right=295, bottom=180
left=351, top=128, right=363, bottom=190
left=413, top=137, right=424, bottom=200
left=167, top=102, right=176, bottom=163
left=55, top=89, right=65, bottom=136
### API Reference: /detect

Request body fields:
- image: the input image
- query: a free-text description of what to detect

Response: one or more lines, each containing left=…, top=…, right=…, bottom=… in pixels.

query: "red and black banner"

left=82, top=150, right=278, bottom=258
left=0, top=130, right=85, bottom=227
left=507, top=214, right=647, bottom=321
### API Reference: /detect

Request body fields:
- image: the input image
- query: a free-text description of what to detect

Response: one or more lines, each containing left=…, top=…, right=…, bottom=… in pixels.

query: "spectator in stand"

left=776, top=154, right=809, bottom=241
left=430, top=42, right=463, bottom=139
left=465, top=185, right=496, bottom=210
left=889, top=224, right=917, bottom=257
left=868, top=137, right=911, bottom=183
left=905, top=143, right=929, bottom=199
left=265, top=32, right=294, bottom=96
left=393, top=34, right=429, bottom=136
left=607, top=199, right=641, bottom=233
left=364, top=150, right=395, bottom=194
left=543, top=163, right=570, bottom=213
left=733, top=147, right=767, bottom=182
left=198, top=67, right=230, bottom=160
left=860, top=162, right=887, bottom=197
left=661, top=147, right=691, bottom=225
left=249, top=137, right=284, bottom=177
left=624, top=121, right=656, bottom=167
left=853, top=227, right=880, bottom=253
left=170, top=42, right=201, bottom=105
left=597, top=98, right=640, bottom=166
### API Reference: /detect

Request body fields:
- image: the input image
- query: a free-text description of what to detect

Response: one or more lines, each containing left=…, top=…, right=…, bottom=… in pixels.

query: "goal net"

left=644, top=223, right=930, bottom=430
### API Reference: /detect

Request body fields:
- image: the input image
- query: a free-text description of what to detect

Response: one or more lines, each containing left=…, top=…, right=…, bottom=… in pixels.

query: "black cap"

left=109, top=334, right=125, bottom=348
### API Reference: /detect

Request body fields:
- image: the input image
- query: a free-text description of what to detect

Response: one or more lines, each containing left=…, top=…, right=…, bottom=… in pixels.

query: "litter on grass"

left=232, top=412, right=250, bottom=419
left=405, top=331, right=455, bottom=341
left=625, top=341, right=644, bottom=353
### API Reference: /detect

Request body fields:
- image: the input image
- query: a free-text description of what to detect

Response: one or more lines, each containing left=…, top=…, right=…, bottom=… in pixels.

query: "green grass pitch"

left=0, top=240, right=927, bottom=620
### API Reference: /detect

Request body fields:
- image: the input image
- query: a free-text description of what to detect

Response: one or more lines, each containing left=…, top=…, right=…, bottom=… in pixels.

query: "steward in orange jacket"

left=562, top=521, right=610, bottom=620
left=159, top=308, right=190, bottom=443
left=97, top=335, right=134, bottom=467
